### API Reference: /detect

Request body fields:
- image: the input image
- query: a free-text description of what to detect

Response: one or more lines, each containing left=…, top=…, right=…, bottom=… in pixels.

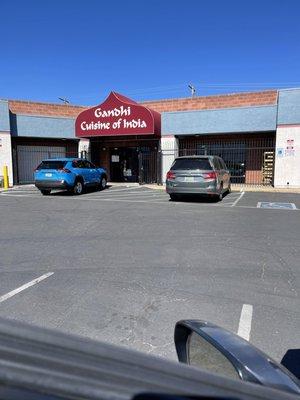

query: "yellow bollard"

left=3, top=166, right=9, bottom=189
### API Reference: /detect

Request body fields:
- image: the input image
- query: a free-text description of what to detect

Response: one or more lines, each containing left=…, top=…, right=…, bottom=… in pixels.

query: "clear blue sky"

left=1, top=0, right=300, bottom=105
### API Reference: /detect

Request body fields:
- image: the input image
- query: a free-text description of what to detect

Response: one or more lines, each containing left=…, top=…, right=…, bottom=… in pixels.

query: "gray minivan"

left=166, top=155, right=231, bottom=201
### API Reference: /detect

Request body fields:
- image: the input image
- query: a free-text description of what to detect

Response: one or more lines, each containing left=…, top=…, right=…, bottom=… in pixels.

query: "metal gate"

left=178, top=136, right=275, bottom=185
left=13, top=146, right=78, bottom=184
left=138, top=149, right=162, bottom=184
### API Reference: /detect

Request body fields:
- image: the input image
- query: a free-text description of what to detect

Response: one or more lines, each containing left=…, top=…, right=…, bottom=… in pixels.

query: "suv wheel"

left=73, top=180, right=84, bottom=195
left=41, top=189, right=51, bottom=196
left=100, top=176, right=107, bottom=190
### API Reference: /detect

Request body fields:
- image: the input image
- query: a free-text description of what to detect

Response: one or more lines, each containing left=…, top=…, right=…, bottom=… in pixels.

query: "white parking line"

left=237, top=304, right=253, bottom=341
left=0, top=272, right=54, bottom=303
left=0, top=193, right=38, bottom=197
left=0, top=186, right=143, bottom=196
left=1, top=190, right=38, bottom=193
left=231, top=191, right=245, bottom=207
left=105, top=187, right=142, bottom=193
left=220, top=193, right=242, bottom=205
left=90, top=192, right=166, bottom=198
left=74, top=197, right=168, bottom=204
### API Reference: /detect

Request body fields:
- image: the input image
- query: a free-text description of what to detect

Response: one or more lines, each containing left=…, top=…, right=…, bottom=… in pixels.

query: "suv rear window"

left=36, top=161, right=67, bottom=170
left=171, top=158, right=212, bottom=171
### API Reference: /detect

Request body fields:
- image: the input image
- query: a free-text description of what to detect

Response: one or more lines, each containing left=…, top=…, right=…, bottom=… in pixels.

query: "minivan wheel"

left=217, top=183, right=223, bottom=201
left=73, top=180, right=84, bottom=195
left=41, top=189, right=51, bottom=196
left=169, top=193, right=179, bottom=201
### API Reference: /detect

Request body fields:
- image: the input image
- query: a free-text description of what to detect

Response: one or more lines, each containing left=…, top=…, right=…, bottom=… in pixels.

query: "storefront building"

left=75, top=92, right=161, bottom=184
left=1, top=88, right=300, bottom=188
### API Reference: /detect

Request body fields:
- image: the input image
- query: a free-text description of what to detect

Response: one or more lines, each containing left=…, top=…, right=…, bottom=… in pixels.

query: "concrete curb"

left=143, top=184, right=300, bottom=194
left=1, top=183, right=300, bottom=194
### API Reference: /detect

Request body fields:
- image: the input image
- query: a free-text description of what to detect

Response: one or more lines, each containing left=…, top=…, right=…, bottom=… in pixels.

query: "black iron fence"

left=138, top=150, right=162, bottom=185
left=177, top=137, right=275, bottom=185
left=12, top=139, right=274, bottom=186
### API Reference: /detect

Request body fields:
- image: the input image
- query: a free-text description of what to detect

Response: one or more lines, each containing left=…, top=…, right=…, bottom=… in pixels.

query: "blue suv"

left=34, top=158, right=107, bottom=195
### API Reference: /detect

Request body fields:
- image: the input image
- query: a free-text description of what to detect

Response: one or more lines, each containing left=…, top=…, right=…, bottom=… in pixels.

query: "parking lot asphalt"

left=0, top=185, right=299, bottom=363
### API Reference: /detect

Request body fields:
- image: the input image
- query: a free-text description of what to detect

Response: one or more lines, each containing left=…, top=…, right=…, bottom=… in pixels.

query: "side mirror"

left=174, top=320, right=300, bottom=395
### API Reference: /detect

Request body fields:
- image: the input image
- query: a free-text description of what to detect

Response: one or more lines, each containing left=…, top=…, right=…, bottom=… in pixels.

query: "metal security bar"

left=138, top=149, right=162, bottom=184
left=13, top=148, right=80, bottom=184
left=178, top=136, right=275, bottom=185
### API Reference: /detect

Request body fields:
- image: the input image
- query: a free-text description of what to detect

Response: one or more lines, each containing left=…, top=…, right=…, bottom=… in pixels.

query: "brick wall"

left=7, top=90, right=278, bottom=118
left=8, top=100, right=87, bottom=118
left=142, top=90, right=278, bottom=113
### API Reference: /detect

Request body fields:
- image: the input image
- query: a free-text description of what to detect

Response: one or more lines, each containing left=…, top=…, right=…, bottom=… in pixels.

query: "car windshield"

left=171, top=158, right=212, bottom=170
left=36, top=161, right=67, bottom=170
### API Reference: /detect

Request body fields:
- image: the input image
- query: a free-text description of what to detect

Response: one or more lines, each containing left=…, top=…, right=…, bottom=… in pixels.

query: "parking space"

left=237, top=191, right=300, bottom=209
left=0, top=184, right=299, bottom=363
left=3, top=185, right=299, bottom=211
left=0, top=267, right=242, bottom=359
left=0, top=186, right=300, bottom=210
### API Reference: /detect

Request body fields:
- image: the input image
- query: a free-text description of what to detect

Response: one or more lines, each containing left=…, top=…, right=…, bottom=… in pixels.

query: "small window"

left=72, top=160, right=86, bottom=168
left=213, top=158, right=221, bottom=170
left=82, top=160, right=93, bottom=168
left=72, top=160, right=80, bottom=168
left=36, top=161, right=67, bottom=170
left=171, top=158, right=212, bottom=171
left=84, top=161, right=96, bottom=169
left=220, top=158, right=228, bottom=170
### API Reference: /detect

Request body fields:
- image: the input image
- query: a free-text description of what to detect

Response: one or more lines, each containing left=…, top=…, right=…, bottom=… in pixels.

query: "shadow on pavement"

left=49, top=186, right=112, bottom=197
left=169, top=191, right=230, bottom=204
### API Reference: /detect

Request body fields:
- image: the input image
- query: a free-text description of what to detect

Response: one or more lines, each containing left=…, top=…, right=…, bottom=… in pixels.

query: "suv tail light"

left=166, top=171, right=176, bottom=180
left=58, top=168, right=71, bottom=173
left=203, top=171, right=217, bottom=180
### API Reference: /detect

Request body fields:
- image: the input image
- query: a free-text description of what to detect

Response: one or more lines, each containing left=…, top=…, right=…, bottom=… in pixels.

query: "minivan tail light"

left=166, top=171, right=176, bottom=180
left=203, top=171, right=217, bottom=180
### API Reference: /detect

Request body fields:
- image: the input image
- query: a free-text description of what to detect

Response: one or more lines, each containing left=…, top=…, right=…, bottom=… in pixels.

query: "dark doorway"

left=110, top=147, right=139, bottom=182
left=90, top=137, right=161, bottom=184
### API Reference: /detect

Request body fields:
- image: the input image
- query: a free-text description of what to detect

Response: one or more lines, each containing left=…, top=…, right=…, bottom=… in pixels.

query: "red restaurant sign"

left=75, top=92, right=161, bottom=138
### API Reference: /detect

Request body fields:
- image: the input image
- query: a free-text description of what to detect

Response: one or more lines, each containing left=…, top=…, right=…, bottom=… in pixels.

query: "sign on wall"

left=75, top=92, right=161, bottom=138
left=276, top=139, right=296, bottom=158
left=285, top=139, right=295, bottom=156
left=111, top=155, right=119, bottom=162
left=276, top=148, right=284, bottom=157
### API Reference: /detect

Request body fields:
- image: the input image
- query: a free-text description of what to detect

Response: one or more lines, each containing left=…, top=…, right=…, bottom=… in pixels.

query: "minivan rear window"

left=171, top=158, right=212, bottom=171
left=36, top=161, right=67, bottom=170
